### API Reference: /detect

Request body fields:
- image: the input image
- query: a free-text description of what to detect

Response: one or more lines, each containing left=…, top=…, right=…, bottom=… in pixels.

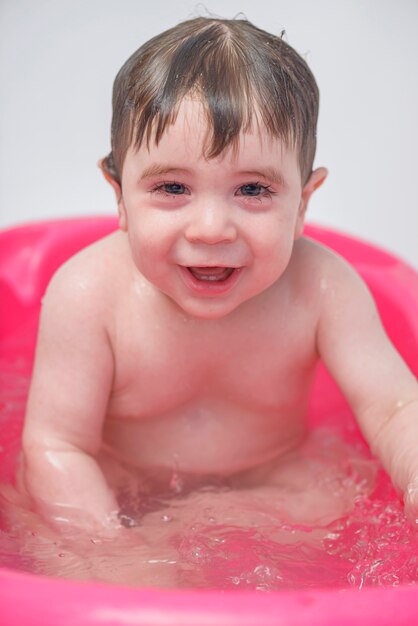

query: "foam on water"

left=0, top=347, right=417, bottom=590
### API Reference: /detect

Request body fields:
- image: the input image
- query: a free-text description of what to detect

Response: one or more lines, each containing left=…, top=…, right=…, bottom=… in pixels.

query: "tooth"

left=189, top=267, right=234, bottom=281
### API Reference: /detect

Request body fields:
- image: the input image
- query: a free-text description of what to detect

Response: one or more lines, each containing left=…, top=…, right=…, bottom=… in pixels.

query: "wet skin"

left=21, top=99, right=418, bottom=532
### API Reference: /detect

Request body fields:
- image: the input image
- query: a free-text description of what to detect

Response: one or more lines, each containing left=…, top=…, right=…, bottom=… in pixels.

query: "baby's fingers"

left=404, top=478, right=418, bottom=528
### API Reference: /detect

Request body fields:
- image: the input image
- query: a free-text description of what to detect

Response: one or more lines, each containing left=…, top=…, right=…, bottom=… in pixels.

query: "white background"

left=1, top=0, right=417, bottom=267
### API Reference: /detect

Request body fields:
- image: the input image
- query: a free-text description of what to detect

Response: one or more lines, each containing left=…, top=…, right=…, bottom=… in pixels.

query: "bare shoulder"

left=45, top=230, right=129, bottom=305
left=292, top=236, right=379, bottom=337
left=291, top=235, right=370, bottom=295
left=41, top=230, right=130, bottom=331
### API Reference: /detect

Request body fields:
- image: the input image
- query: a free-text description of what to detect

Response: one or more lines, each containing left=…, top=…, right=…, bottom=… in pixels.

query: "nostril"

left=185, top=222, right=237, bottom=245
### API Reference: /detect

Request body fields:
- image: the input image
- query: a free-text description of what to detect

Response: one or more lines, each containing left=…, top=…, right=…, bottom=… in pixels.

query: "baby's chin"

left=178, top=301, right=241, bottom=321
left=167, top=292, right=248, bottom=321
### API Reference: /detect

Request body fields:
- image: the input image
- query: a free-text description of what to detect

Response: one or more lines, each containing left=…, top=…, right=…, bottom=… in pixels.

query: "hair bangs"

left=134, top=28, right=295, bottom=161
left=105, top=18, right=319, bottom=184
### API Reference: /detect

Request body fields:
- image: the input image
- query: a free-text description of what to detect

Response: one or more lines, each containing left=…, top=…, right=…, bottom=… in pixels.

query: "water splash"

left=0, top=347, right=417, bottom=590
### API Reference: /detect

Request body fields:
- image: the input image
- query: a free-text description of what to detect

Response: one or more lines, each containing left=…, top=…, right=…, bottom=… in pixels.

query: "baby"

left=21, top=17, right=418, bottom=533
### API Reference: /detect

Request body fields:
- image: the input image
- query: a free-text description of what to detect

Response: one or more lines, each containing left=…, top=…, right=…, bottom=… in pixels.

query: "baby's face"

left=118, top=98, right=309, bottom=319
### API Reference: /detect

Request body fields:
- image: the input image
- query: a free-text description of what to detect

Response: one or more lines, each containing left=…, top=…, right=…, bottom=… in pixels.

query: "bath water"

left=0, top=338, right=417, bottom=591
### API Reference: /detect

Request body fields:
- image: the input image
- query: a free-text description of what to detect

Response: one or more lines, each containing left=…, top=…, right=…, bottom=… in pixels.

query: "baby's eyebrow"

left=140, top=164, right=191, bottom=180
left=139, top=163, right=286, bottom=187
left=237, top=168, right=286, bottom=187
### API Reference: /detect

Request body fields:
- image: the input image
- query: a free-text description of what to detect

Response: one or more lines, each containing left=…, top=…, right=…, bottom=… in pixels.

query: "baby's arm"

left=316, top=250, right=418, bottom=524
left=22, top=262, right=120, bottom=533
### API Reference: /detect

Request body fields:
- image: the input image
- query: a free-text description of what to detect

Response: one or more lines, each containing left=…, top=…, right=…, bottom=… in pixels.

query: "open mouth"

left=187, top=266, right=235, bottom=282
left=179, top=265, right=242, bottom=295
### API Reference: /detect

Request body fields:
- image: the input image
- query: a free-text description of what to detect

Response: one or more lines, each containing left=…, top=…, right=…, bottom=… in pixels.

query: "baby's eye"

left=237, top=183, right=274, bottom=198
left=152, top=182, right=188, bottom=196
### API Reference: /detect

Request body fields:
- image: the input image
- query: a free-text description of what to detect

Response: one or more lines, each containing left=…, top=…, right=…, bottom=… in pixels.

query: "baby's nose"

left=184, top=202, right=238, bottom=244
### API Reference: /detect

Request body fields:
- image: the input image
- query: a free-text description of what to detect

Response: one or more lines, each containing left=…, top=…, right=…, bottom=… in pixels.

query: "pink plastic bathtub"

left=0, top=217, right=417, bottom=625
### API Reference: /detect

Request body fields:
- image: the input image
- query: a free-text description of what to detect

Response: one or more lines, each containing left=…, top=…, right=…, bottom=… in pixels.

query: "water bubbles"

left=178, top=537, right=210, bottom=565
left=228, top=564, right=283, bottom=591
left=192, top=546, right=205, bottom=560
left=254, top=563, right=282, bottom=582
left=119, top=514, right=136, bottom=528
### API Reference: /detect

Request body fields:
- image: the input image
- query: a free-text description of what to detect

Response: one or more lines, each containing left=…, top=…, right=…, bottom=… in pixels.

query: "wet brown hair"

left=102, top=17, right=319, bottom=185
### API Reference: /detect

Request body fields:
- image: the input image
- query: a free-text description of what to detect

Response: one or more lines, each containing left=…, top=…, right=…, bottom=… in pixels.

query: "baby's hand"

left=404, top=478, right=418, bottom=528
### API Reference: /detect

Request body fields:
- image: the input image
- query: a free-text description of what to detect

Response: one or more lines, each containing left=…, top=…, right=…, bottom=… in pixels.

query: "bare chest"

left=107, top=296, right=317, bottom=421
left=102, top=283, right=319, bottom=472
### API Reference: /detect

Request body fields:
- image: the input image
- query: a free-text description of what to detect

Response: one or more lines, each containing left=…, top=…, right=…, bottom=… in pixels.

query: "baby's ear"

left=98, top=158, right=128, bottom=231
left=294, top=167, right=328, bottom=239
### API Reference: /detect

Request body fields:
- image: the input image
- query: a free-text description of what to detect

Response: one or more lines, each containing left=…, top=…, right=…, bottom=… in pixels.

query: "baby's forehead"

left=124, top=120, right=299, bottom=187
left=132, top=97, right=293, bottom=158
